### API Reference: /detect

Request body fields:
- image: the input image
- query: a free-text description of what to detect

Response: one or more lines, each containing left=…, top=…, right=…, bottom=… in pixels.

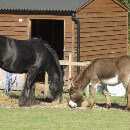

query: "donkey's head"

left=69, top=78, right=83, bottom=107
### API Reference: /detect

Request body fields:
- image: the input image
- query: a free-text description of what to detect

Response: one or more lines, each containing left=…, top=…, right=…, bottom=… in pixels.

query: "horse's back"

left=0, top=36, right=48, bottom=73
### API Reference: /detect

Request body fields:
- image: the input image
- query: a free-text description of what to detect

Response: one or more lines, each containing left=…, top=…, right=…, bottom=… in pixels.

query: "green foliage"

left=119, top=0, right=130, bottom=8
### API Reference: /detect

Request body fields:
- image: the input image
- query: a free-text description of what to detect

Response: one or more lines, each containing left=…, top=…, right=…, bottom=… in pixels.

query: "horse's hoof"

left=19, top=98, right=27, bottom=107
left=26, top=99, right=40, bottom=106
left=59, top=97, right=63, bottom=103
left=19, top=102, right=26, bottom=107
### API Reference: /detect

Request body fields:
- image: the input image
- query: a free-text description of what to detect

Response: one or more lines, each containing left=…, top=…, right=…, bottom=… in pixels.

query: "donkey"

left=69, top=55, right=130, bottom=110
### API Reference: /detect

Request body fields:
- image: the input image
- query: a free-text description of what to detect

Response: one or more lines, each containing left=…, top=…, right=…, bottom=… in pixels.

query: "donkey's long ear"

left=69, top=78, right=76, bottom=87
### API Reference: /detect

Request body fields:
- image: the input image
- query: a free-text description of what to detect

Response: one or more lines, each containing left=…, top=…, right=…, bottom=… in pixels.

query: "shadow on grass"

left=36, top=97, right=53, bottom=103
left=7, top=93, right=53, bottom=103
left=96, top=102, right=126, bottom=110
left=7, top=93, right=20, bottom=100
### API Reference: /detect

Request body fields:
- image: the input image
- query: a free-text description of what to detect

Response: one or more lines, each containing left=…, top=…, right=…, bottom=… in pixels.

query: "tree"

left=119, top=0, right=130, bottom=8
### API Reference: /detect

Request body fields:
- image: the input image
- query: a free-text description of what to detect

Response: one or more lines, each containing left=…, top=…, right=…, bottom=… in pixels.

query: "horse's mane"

left=30, top=37, right=63, bottom=83
left=43, top=41, right=63, bottom=83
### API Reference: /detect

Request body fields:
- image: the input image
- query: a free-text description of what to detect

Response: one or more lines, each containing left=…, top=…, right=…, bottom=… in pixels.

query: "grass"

left=94, top=92, right=127, bottom=104
left=0, top=92, right=129, bottom=130
left=0, top=107, right=129, bottom=130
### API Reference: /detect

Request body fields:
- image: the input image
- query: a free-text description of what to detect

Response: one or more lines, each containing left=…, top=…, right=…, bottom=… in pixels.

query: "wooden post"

left=68, top=53, right=72, bottom=89
left=44, top=72, right=49, bottom=96
left=42, top=58, right=91, bottom=95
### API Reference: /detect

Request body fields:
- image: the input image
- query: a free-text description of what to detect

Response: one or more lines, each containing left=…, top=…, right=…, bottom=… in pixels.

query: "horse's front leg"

left=19, top=69, right=39, bottom=106
left=27, top=82, right=40, bottom=106
left=19, top=81, right=29, bottom=106
left=87, top=79, right=98, bottom=108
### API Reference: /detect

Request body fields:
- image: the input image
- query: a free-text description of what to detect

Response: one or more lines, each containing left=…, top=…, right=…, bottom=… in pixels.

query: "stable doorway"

left=31, top=19, right=64, bottom=82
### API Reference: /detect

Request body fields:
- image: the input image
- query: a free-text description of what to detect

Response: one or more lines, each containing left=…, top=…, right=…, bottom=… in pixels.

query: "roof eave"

left=75, top=0, right=129, bottom=13
left=113, top=0, right=129, bottom=11
left=76, top=0, right=94, bottom=13
left=0, top=9, right=74, bottom=14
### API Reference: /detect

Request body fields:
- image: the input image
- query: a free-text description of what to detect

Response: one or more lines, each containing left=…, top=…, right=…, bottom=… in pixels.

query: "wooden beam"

left=59, top=60, right=91, bottom=66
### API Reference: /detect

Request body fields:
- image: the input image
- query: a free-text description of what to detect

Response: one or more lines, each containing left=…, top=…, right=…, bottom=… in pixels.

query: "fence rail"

left=44, top=53, right=91, bottom=95
left=0, top=53, right=91, bottom=96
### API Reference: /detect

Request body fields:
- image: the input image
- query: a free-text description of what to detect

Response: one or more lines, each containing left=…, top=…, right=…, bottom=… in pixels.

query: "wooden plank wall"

left=0, top=13, right=73, bottom=61
left=0, top=14, right=29, bottom=40
left=75, top=0, right=128, bottom=62
left=0, top=13, right=73, bottom=88
left=0, top=14, right=29, bottom=90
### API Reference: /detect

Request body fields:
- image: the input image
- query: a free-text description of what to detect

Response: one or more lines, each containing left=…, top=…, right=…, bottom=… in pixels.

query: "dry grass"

left=0, top=91, right=127, bottom=112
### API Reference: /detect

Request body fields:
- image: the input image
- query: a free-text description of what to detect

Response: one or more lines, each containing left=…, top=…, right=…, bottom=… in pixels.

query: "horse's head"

left=69, top=79, right=83, bottom=107
left=49, top=80, right=63, bottom=102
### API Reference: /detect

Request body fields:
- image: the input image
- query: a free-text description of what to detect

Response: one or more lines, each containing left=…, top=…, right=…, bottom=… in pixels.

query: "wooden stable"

left=0, top=0, right=128, bottom=88
left=75, top=0, right=128, bottom=61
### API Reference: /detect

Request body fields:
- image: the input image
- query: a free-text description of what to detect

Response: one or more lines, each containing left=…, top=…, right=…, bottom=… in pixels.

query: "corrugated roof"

left=0, top=0, right=90, bottom=12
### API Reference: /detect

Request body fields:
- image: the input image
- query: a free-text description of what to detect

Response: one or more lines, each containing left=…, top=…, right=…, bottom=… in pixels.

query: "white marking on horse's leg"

left=69, top=100, right=77, bottom=108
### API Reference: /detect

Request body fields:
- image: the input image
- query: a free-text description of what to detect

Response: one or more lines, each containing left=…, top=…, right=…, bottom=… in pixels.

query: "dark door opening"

left=31, top=19, right=64, bottom=82
left=31, top=19, right=64, bottom=59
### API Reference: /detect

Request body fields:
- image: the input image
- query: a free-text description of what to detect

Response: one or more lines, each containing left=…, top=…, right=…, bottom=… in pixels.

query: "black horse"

left=0, top=35, right=63, bottom=106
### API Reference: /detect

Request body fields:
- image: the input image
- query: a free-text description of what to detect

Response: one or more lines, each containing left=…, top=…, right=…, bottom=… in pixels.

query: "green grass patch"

left=0, top=107, right=129, bottom=130
left=0, top=92, right=129, bottom=129
left=94, top=92, right=127, bottom=104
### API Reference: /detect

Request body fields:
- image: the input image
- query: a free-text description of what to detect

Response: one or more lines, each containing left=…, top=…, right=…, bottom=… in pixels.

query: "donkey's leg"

left=118, top=74, right=130, bottom=110
left=126, top=82, right=130, bottom=111
left=19, top=69, right=39, bottom=106
left=103, top=89, right=111, bottom=108
left=87, top=79, right=98, bottom=108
